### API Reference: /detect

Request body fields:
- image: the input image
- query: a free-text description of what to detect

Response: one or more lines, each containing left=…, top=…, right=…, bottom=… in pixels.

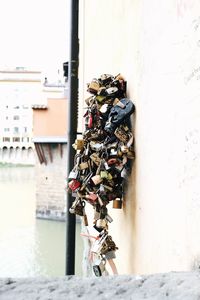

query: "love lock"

left=87, top=78, right=101, bottom=94
left=91, top=174, right=103, bottom=185
left=93, top=258, right=106, bottom=277
left=68, top=179, right=81, bottom=191
left=113, top=197, right=123, bottom=209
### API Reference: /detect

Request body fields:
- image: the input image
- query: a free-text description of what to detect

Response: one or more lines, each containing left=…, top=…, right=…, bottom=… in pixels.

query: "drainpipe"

left=66, top=0, right=79, bottom=275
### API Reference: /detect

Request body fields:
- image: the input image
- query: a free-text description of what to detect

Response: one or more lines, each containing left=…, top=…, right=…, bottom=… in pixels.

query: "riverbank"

left=0, top=271, right=200, bottom=299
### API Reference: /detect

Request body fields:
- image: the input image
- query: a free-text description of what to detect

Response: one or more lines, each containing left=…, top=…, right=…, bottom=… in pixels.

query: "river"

left=0, top=166, right=83, bottom=277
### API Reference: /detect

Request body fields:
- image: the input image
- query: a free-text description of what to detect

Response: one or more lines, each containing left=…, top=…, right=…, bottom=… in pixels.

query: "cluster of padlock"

left=67, top=74, right=135, bottom=276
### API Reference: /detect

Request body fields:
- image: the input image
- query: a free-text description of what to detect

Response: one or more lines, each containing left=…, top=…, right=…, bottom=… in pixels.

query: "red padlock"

left=68, top=179, right=81, bottom=191
left=88, top=114, right=93, bottom=128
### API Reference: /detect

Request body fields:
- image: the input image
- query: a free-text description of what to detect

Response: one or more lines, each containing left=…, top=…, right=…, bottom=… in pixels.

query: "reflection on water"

left=0, top=166, right=83, bottom=277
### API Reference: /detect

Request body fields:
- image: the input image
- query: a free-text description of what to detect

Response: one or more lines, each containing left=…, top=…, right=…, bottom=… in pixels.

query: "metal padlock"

left=90, top=153, right=101, bottom=166
left=96, top=218, right=107, bottom=229
left=93, top=258, right=106, bottom=277
left=100, top=171, right=108, bottom=179
left=110, top=148, right=118, bottom=157
left=87, top=79, right=100, bottom=94
left=114, top=126, right=129, bottom=143
left=76, top=139, right=85, bottom=150
left=68, top=179, right=81, bottom=191
left=91, top=175, right=103, bottom=185
left=113, top=197, right=122, bottom=209
left=68, top=165, right=79, bottom=180
left=69, top=199, right=84, bottom=216
left=85, top=192, right=98, bottom=202
left=79, top=161, right=89, bottom=170
left=121, top=145, right=129, bottom=153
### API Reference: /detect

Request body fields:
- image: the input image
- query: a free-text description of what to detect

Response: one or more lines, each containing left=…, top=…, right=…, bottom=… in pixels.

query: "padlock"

left=87, top=79, right=101, bottom=94
left=68, top=165, right=79, bottom=180
left=100, top=171, right=108, bottom=179
left=114, top=126, right=129, bottom=143
left=79, top=161, right=89, bottom=170
left=105, top=86, right=118, bottom=97
left=79, top=172, right=93, bottom=191
left=93, top=258, right=106, bottom=277
left=96, top=218, right=107, bottom=229
left=113, top=197, right=122, bottom=209
left=68, top=179, right=81, bottom=191
left=100, top=103, right=109, bottom=113
left=91, top=175, right=102, bottom=185
left=90, top=141, right=103, bottom=151
left=96, top=95, right=106, bottom=103
left=76, top=139, right=85, bottom=150
left=69, top=199, right=84, bottom=216
left=110, top=148, right=118, bottom=157
left=90, top=153, right=101, bottom=166
left=100, top=74, right=113, bottom=85
left=121, top=145, right=129, bottom=153
left=85, top=192, right=98, bottom=202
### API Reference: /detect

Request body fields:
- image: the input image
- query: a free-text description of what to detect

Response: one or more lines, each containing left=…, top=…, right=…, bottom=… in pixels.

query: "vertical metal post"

left=66, top=0, right=79, bottom=275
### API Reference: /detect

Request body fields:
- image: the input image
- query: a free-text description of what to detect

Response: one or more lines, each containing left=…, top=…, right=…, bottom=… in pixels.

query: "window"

left=13, top=137, right=20, bottom=142
left=6, top=116, right=8, bottom=120
left=13, top=127, right=19, bottom=134
left=23, top=127, right=27, bottom=133
left=3, top=137, right=10, bottom=142
left=14, top=106, right=20, bottom=109
left=13, top=115, right=20, bottom=120
left=4, top=128, right=10, bottom=132
left=22, top=105, right=29, bottom=109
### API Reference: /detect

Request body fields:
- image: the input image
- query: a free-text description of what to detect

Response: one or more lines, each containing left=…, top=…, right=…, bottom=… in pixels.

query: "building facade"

left=32, top=83, right=68, bottom=221
left=0, top=68, right=42, bottom=164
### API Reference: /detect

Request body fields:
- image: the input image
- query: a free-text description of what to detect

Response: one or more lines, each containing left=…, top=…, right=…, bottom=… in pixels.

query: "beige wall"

left=33, top=98, right=67, bottom=137
left=80, top=0, right=200, bottom=275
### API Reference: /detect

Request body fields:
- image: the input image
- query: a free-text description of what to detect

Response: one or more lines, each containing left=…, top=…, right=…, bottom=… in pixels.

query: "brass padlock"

left=87, top=79, right=100, bottom=94
left=114, top=126, right=129, bottom=143
left=79, top=161, right=89, bottom=170
left=90, top=153, right=101, bottom=166
left=113, top=198, right=122, bottom=209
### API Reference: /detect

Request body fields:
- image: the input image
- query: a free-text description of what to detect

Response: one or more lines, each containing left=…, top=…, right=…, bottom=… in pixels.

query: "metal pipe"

left=65, top=0, right=79, bottom=275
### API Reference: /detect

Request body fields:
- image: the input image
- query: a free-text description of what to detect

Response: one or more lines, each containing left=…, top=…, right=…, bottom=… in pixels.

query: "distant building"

left=32, top=82, right=68, bottom=220
left=0, top=68, right=42, bottom=164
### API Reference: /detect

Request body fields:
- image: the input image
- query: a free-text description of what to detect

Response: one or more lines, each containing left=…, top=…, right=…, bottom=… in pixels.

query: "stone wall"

left=80, top=0, right=200, bottom=275
left=35, top=143, right=67, bottom=221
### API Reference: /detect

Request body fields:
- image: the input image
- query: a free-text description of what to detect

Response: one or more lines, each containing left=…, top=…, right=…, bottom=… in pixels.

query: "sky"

left=0, top=0, right=70, bottom=78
